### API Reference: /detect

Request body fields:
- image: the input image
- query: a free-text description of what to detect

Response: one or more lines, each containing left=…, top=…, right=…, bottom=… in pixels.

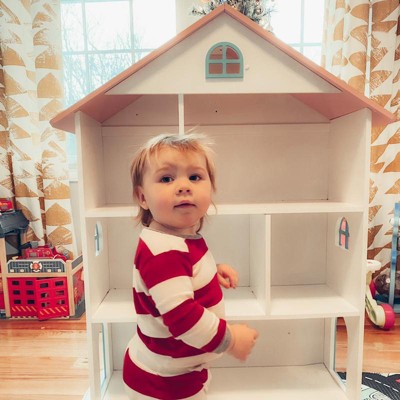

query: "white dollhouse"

left=52, top=5, right=394, bottom=400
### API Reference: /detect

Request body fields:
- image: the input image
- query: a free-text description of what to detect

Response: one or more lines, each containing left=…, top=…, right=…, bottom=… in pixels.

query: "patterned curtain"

left=0, top=1, right=75, bottom=255
left=322, top=0, right=400, bottom=269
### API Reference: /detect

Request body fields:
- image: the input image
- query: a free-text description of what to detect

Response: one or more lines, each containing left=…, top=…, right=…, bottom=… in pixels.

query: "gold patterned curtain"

left=322, top=0, right=400, bottom=268
left=0, top=0, right=75, bottom=255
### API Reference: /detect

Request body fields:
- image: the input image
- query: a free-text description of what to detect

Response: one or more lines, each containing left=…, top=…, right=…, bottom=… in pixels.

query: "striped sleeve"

left=139, top=249, right=226, bottom=352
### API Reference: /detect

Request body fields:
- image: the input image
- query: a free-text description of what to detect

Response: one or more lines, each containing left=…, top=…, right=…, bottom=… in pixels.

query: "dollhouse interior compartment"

left=92, top=92, right=369, bottom=209
left=86, top=212, right=363, bottom=321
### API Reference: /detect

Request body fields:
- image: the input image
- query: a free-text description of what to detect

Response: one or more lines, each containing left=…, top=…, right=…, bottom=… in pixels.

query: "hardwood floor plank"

left=0, top=317, right=89, bottom=400
left=335, top=314, right=400, bottom=372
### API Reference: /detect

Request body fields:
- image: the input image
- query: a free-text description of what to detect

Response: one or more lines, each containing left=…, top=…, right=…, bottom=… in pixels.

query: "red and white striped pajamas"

left=123, top=228, right=228, bottom=399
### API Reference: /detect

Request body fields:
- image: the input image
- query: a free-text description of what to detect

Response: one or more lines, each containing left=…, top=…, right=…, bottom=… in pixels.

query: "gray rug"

left=337, top=372, right=400, bottom=400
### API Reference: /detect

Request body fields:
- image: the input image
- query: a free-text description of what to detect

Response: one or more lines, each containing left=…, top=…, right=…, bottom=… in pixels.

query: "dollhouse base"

left=87, top=365, right=348, bottom=400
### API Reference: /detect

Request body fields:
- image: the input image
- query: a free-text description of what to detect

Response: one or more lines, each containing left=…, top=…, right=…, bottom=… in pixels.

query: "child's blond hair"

left=130, top=133, right=216, bottom=228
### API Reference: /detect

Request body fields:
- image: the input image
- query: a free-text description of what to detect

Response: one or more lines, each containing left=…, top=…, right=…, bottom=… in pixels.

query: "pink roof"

left=51, top=4, right=395, bottom=133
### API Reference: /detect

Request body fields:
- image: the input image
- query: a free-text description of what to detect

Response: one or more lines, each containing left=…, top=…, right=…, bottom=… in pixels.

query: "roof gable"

left=51, top=4, right=394, bottom=133
left=107, top=13, right=338, bottom=95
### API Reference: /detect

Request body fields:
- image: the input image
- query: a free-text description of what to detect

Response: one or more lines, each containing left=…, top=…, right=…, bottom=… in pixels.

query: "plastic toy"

left=0, top=198, right=14, bottom=212
left=373, top=203, right=400, bottom=314
left=365, top=259, right=395, bottom=330
left=0, top=207, right=84, bottom=320
left=374, top=267, right=400, bottom=298
left=0, top=209, right=29, bottom=318
left=5, top=254, right=84, bottom=320
left=20, top=241, right=69, bottom=262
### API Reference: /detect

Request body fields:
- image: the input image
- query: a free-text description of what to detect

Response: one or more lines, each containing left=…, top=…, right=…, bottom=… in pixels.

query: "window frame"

left=205, top=42, right=244, bottom=79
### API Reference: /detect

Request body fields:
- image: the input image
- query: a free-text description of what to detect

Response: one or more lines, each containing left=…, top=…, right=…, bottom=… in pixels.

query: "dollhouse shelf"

left=100, top=365, right=348, bottom=400
left=92, top=285, right=359, bottom=323
left=269, top=285, right=359, bottom=318
left=91, top=287, right=265, bottom=323
left=84, top=201, right=364, bottom=218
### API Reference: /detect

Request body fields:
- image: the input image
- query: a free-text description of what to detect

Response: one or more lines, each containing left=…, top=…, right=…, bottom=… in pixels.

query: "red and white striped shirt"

left=123, top=228, right=227, bottom=399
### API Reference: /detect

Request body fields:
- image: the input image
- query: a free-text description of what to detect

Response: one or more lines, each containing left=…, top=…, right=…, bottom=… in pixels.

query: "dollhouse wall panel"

left=212, top=319, right=325, bottom=368
left=249, top=214, right=270, bottom=314
left=102, top=129, right=171, bottom=205
left=202, top=215, right=252, bottom=286
left=183, top=94, right=329, bottom=125
left=76, top=113, right=106, bottom=209
left=103, top=94, right=329, bottom=127
left=84, top=218, right=110, bottom=317
left=107, top=219, right=138, bottom=290
left=323, top=317, right=336, bottom=371
left=107, top=15, right=339, bottom=95
left=104, top=95, right=180, bottom=126
left=210, top=125, right=330, bottom=204
left=110, top=319, right=325, bottom=371
left=111, top=323, right=135, bottom=370
left=103, top=93, right=329, bottom=127
left=326, top=213, right=365, bottom=311
left=101, top=124, right=331, bottom=205
left=270, top=214, right=327, bottom=286
left=328, top=109, right=370, bottom=205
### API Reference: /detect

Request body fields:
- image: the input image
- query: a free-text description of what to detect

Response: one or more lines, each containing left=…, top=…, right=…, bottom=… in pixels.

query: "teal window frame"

left=205, top=42, right=243, bottom=79
left=338, top=217, right=350, bottom=250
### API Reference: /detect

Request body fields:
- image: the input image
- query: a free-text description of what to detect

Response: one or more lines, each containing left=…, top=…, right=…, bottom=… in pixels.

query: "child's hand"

left=227, top=324, right=259, bottom=361
left=217, top=263, right=238, bottom=289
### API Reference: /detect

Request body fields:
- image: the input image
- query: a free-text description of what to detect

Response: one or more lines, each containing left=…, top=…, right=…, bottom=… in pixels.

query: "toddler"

left=123, top=133, right=258, bottom=399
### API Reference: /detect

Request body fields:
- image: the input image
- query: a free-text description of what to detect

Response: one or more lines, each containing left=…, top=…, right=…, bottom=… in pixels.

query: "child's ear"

left=136, top=187, right=149, bottom=210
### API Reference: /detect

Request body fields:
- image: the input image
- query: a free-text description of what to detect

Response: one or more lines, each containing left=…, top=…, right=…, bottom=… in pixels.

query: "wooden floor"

left=0, top=316, right=88, bottom=400
left=335, top=313, right=400, bottom=373
left=0, top=313, right=399, bottom=400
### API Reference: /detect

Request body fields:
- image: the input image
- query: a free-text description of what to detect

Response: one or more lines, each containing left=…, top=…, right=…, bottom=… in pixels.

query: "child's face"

left=137, top=147, right=213, bottom=236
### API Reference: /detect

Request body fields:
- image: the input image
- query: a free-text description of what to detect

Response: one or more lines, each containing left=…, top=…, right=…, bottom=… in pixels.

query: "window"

left=270, top=0, right=325, bottom=65
left=61, top=0, right=176, bottom=106
left=60, top=0, right=176, bottom=177
left=206, top=42, right=243, bottom=78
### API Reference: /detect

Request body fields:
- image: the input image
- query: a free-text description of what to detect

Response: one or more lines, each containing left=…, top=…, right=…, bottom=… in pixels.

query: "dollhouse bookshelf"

left=51, top=5, right=394, bottom=400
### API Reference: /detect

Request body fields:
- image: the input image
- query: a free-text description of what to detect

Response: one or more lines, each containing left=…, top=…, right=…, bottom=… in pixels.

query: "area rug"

left=337, top=372, right=400, bottom=400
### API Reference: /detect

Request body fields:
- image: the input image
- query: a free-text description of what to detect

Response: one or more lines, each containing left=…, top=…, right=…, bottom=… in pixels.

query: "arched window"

left=205, top=42, right=243, bottom=78
left=338, top=217, right=350, bottom=250
left=94, top=221, right=103, bottom=256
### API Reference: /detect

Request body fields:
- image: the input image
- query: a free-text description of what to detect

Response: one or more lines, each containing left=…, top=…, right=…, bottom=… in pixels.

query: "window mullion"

left=300, top=0, right=305, bottom=54
left=129, top=0, right=135, bottom=62
left=81, top=0, right=92, bottom=93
